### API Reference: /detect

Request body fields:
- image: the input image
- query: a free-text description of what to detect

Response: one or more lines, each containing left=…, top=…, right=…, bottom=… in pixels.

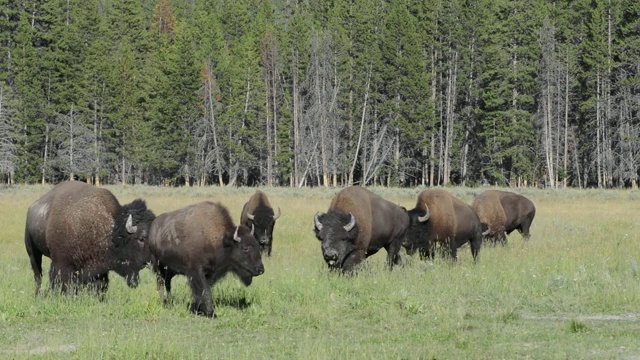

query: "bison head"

left=402, top=203, right=430, bottom=256
left=112, top=199, right=156, bottom=288
left=313, top=211, right=358, bottom=270
left=224, top=225, right=265, bottom=286
left=245, top=206, right=280, bottom=255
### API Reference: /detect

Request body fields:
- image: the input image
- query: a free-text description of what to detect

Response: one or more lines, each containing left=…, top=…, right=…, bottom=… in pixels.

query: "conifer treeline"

left=0, top=0, right=638, bottom=188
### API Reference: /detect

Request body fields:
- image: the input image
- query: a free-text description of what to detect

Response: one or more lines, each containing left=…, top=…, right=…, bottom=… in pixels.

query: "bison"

left=149, top=201, right=264, bottom=318
left=24, top=181, right=156, bottom=295
left=240, top=190, right=281, bottom=256
left=313, top=187, right=409, bottom=272
left=471, top=190, right=536, bottom=245
left=403, top=189, right=482, bottom=261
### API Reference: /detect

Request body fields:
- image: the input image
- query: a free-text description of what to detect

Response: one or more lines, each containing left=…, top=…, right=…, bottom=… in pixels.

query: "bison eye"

left=136, top=238, right=145, bottom=246
left=242, top=246, right=250, bottom=253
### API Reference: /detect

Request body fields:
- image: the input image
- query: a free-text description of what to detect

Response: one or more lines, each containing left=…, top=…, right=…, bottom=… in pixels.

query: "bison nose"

left=255, top=265, right=265, bottom=276
left=323, top=250, right=338, bottom=263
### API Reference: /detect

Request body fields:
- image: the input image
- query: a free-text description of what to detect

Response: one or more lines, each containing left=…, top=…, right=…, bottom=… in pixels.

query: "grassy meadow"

left=0, top=184, right=639, bottom=359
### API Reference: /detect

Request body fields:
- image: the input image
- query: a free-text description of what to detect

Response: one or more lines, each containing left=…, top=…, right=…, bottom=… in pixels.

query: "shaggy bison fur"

left=149, top=201, right=264, bottom=318
left=24, top=181, right=155, bottom=295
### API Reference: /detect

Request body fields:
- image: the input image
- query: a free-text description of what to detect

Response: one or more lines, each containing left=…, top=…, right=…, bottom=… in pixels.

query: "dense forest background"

left=0, top=0, right=638, bottom=188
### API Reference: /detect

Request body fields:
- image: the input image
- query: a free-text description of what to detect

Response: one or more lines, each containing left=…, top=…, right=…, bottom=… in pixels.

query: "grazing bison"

left=313, top=187, right=409, bottom=272
left=240, top=190, right=281, bottom=256
left=403, top=189, right=482, bottom=261
left=149, top=201, right=264, bottom=318
left=471, top=190, right=536, bottom=245
left=24, top=181, right=155, bottom=295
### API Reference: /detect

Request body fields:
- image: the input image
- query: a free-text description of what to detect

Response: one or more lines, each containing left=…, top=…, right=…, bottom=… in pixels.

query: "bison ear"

left=314, top=212, right=323, bottom=231
left=273, top=207, right=281, bottom=221
left=343, top=212, right=356, bottom=232
left=418, top=203, right=430, bottom=223
left=126, top=214, right=138, bottom=234
left=233, top=226, right=242, bottom=242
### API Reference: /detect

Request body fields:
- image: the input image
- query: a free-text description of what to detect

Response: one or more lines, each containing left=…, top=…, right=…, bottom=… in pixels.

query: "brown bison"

left=149, top=201, right=264, bottom=318
left=240, top=190, right=281, bottom=256
left=403, top=189, right=482, bottom=261
left=313, top=187, right=409, bottom=272
left=24, top=181, right=156, bottom=295
left=471, top=190, right=536, bottom=245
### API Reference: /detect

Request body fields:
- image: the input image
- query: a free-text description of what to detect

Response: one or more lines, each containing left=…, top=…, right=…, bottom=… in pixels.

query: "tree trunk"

left=349, top=72, right=370, bottom=186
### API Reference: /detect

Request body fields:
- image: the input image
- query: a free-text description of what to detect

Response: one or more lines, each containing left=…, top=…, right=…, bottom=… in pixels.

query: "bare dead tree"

left=302, top=30, right=341, bottom=187
left=0, top=87, right=17, bottom=184
left=196, top=61, right=225, bottom=186
left=52, top=106, right=96, bottom=180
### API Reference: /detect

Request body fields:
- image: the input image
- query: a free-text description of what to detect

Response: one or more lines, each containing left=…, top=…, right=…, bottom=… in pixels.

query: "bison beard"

left=24, top=181, right=155, bottom=296
left=313, top=187, right=408, bottom=273
left=403, top=189, right=482, bottom=262
left=472, top=190, right=536, bottom=245
left=149, top=201, right=264, bottom=318
left=240, top=190, right=281, bottom=257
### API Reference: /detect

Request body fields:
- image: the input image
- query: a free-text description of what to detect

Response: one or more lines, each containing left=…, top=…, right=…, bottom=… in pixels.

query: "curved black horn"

left=418, top=203, right=430, bottom=222
left=233, top=226, right=241, bottom=242
left=125, top=214, right=138, bottom=233
left=314, top=212, right=323, bottom=231
left=343, top=212, right=356, bottom=231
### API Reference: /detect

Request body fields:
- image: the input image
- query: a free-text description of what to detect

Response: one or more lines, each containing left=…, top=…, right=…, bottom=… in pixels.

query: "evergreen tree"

left=477, top=0, right=541, bottom=186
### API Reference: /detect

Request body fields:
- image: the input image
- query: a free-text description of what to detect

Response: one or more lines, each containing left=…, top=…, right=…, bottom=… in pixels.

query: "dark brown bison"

left=24, top=181, right=155, bottom=295
left=149, top=201, right=264, bottom=318
left=313, top=187, right=409, bottom=272
left=471, top=190, right=536, bottom=245
left=403, top=189, right=482, bottom=261
left=240, top=190, right=281, bottom=256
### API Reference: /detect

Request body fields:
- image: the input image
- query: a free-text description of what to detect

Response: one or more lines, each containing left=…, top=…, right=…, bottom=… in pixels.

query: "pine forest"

left=0, top=0, right=639, bottom=188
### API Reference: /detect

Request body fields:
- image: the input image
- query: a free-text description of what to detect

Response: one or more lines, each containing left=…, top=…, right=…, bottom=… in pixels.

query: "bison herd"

left=24, top=181, right=535, bottom=318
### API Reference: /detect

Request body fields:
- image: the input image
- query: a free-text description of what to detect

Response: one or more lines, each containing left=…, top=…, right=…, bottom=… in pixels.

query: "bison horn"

left=247, top=212, right=255, bottom=221
left=250, top=223, right=255, bottom=236
left=418, top=203, right=430, bottom=223
left=343, top=212, right=356, bottom=232
left=314, top=212, right=323, bottom=231
left=273, top=207, right=281, bottom=221
left=126, top=214, right=138, bottom=234
left=233, top=226, right=242, bottom=242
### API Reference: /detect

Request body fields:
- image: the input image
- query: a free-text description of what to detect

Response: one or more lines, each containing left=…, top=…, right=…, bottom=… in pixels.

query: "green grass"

left=1, top=185, right=640, bottom=359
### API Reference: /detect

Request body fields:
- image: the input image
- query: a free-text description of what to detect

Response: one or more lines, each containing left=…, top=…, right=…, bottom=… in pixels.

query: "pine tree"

left=12, top=1, right=51, bottom=183
left=477, top=0, right=541, bottom=186
left=104, top=0, right=151, bottom=185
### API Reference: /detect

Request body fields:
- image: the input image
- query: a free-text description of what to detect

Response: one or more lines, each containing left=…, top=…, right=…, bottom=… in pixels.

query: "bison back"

left=149, top=201, right=234, bottom=273
left=472, top=190, right=507, bottom=235
left=45, top=182, right=120, bottom=273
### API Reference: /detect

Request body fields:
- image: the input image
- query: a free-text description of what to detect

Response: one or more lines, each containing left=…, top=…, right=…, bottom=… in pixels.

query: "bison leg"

left=25, top=241, right=43, bottom=296
left=188, top=270, right=215, bottom=318
left=385, top=241, right=402, bottom=270
left=49, top=263, right=77, bottom=294
left=498, top=231, right=508, bottom=246
left=341, top=250, right=366, bottom=273
left=470, top=236, right=482, bottom=263
left=155, top=266, right=175, bottom=306
left=448, top=243, right=458, bottom=262
left=520, top=222, right=532, bottom=241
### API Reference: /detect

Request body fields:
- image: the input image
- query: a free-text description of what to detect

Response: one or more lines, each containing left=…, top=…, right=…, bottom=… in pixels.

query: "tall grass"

left=1, top=185, right=639, bottom=359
